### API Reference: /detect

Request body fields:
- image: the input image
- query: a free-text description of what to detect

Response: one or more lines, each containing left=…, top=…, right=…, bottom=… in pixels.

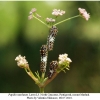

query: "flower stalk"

left=40, top=87, right=44, bottom=93
left=54, top=15, right=80, bottom=26
left=33, top=15, right=49, bottom=28
left=24, top=67, right=39, bottom=84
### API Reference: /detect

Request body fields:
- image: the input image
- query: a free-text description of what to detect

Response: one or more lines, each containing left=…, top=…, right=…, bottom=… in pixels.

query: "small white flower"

left=52, top=19, right=55, bottom=22
left=29, top=11, right=33, bottom=15
left=61, top=10, right=65, bottom=15
left=28, top=15, right=33, bottom=20
left=31, top=8, right=37, bottom=13
left=15, top=55, right=28, bottom=68
left=59, top=54, right=68, bottom=61
left=52, top=9, right=65, bottom=16
left=46, top=18, right=55, bottom=23
left=66, top=58, right=72, bottom=63
left=52, top=9, right=59, bottom=16
left=58, top=53, right=72, bottom=65
left=78, top=8, right=90, bottom=21
left=46, top=18, right=50, bottom=22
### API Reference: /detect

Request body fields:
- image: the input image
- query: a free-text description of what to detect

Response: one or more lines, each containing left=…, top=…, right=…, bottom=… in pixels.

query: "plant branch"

left=40, top=87, right=44, bottom=93
left=25, top=67, right=39, bottom=85
left=33, top=15, right=49, bottom=28
left=54, top=15, right=80, bottom=26
left=43, top=72, right=59, bottom=87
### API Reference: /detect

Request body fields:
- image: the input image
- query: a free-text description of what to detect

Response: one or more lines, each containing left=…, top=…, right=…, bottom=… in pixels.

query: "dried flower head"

left=15, top=55, right=28, bottom=68
left=52, top=9, right=65, bottom=16
left=78, top=8, right=90, bottom=21
left=46, top=18, right=55, bottom=23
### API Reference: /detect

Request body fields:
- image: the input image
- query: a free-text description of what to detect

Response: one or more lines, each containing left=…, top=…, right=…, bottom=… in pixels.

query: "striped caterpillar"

left=48, top=61, right=58, bottom=79
left=40, top=45, right=48, bottom=73
left=47, top=26, right=58, bottom=51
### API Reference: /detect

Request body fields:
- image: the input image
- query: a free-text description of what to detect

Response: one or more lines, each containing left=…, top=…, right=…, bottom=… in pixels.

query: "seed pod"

left=48, top=61, right=58, bottom=79
left=47, top=26, right=58, bottom=51
left=40, top=45, right=48, bottom=73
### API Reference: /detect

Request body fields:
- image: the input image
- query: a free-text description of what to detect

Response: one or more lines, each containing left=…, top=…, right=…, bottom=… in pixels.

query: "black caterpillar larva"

left=48, top=61, right=58, bottom=79
left=47, top=26, right=58, bottom=51
left=40, top=45, right=48, bottom=73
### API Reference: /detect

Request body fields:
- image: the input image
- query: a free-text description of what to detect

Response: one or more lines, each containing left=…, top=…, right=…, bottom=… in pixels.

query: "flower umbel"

left=78, top=8, right=90, bottom=21
left=46, top=18, right=55, bottom=23
left=28, top=8, right=37, bottom=20
left=15, top=55, right=28, bottom=68
left=59, top=54, right=72, bottom=64
left=31, top=8, right=37, bottom=13
left=52, top=9, right=65, bottom=16
left=58, top=53, right=72, bottom=72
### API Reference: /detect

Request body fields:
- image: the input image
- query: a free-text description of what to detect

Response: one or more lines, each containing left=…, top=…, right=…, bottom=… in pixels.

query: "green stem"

left=33, top=15, right=49, bottom=28
left=41, top=73, right=45, bottom=79
left=25, top=67, right=39, bottom=84
left=40, top=87, right=44, bottom=93
left=54, top=15, right=80, bottom=26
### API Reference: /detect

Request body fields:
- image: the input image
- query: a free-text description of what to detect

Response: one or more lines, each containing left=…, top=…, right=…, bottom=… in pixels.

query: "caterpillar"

left=48, top=61, right=58, bottom=79
left=47, top=26, right=58, bottom=51
left=40, top=45, right=48, bottom=73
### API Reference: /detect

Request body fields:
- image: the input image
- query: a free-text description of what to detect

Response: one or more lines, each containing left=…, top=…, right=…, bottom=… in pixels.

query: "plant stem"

left=43, top=72, right=59, bottom=87
left=40, top=87, right=44, bottom=93
left=33, top=15, right=49, bottom=28
left=25, top=67, right=39, bottom=84
left=41, top=73, right=45, bottom=79
left=54, top=15, right=80, bottom=26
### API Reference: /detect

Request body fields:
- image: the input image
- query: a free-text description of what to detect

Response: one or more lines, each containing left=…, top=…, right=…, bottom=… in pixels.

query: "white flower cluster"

left=15, top=55, right=28, bottom=68
left=30, top=8, right=37, bottom=14
left=46, top=18, right=55, bottom=23
left=52, top=9, right=65, bottom=16
left=28, top=8, right=37, bottom=20
left=78, top=8, right=90, bottom=21
left=58, top=53, right=72, bottom=65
